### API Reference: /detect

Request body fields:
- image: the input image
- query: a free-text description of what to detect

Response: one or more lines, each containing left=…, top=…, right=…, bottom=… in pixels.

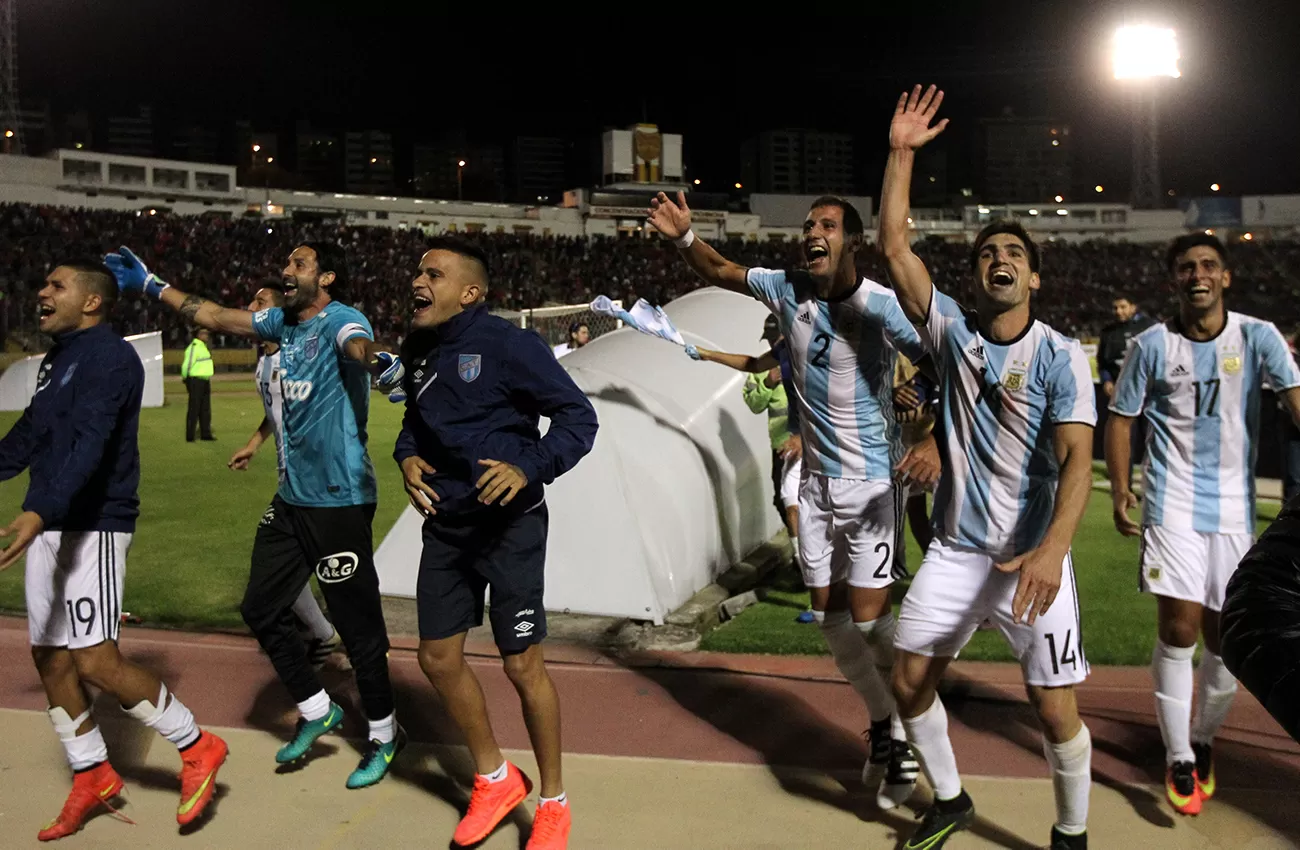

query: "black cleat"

left=1050, top=826, right=1087, bottom=849
left=902, top=789, right=975, bottom=850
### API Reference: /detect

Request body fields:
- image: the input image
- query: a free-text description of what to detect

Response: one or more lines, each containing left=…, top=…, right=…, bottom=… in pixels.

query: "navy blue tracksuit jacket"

left=0, top=324, right=143, bottom=532
left=393, top=304, right=598, bottom=523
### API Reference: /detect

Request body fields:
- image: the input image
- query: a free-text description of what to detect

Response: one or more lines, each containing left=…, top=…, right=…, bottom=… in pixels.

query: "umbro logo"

left=514, top=620, right=535, bottom=636
left=1171, top=364, right=1189, bottom=377
left=797, top=311, right=813, bottom=325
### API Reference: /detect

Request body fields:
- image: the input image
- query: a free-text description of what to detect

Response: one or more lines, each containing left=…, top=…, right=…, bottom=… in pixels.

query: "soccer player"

left=228, top=281, right=345, bottom=673
left=551, top=321, right=589, bottom=358
left=395, top=238, right=597, bottom=849
left=648, top=191, right=930, bottom=808
left=880, top=86, right=1096, bottom=850
left=0, top=260, right=227, bottom=840
left=1105, top=232, right=1300, bottom=815
left=105, top=241, right=406, bottom=789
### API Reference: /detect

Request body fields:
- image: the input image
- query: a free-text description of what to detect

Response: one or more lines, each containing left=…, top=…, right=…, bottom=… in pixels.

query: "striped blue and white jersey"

left=746, top=268, right=925, bottom=479
left=255, top=350, right=287, bottom=481
left=1109, top=312, right=1300, bottom=534
left=921, top=287, right=1096, bottom=560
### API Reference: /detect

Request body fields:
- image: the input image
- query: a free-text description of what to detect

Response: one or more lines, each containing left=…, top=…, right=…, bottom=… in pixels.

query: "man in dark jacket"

left=395, top=237, right=597, bottom=850
left=0, top=261, right=227, bottom=840
left=1098, top=295, right=1157, bottom=398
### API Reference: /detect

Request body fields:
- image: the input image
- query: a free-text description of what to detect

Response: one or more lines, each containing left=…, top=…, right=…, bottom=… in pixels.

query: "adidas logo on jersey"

left=968, top=342, right=986, bottom=360
left=1171, top=364, right=1189, bottom=377
left=797, top=311, right=813, bottom=325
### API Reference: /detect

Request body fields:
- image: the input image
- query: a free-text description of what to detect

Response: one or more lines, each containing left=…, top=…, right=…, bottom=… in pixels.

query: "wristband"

left=143, top=274, right=171, bottom=301
left=674, top=229, right=696, bottom=249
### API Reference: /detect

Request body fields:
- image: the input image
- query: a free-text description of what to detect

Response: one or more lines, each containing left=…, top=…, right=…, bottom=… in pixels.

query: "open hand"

left=995, top=545, right=1065, bottom=626
left=890, top=84, right=949, bottom=151
left=400, top=456, right=441, bottom=516
left=0, top=511, right=43, bottom=570
left=647, top=191, right=692, bottom=241
left=476, top=459, right=528, bottom=506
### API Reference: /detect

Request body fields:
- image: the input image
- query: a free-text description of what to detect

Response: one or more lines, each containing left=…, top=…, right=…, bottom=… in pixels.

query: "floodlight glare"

left=1113, top=26, right=1181, bottom=79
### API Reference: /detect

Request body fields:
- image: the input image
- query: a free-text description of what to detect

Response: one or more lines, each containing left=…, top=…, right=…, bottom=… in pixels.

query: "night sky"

left=17, top=0, right=1300, bottom=199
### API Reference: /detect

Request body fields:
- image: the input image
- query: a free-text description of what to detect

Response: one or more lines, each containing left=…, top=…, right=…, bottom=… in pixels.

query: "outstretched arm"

left=880, top=85, right=950, bottom=324
left=646, top=192, right=749, bottom=293
left=694, top=347, right=779, bottom=374
left=105, top=246, right=257, bottom=336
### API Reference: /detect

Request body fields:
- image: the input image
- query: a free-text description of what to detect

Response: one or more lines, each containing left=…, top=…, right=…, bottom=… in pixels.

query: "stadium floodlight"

left=1112, top=26, right=1181, bottom=79
left=1095, top=184, right=1104, bottom=193
left=1210, top=183, right=1221, bottom=191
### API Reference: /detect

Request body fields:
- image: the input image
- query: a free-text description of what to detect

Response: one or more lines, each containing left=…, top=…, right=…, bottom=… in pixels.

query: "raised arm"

left=692, top=347, right=779, bottom=374
left=646, top=192, right=749, bottom=293
left=880, top=85, right=949, bottom=324
left=104, top=246, right=256, bottom=336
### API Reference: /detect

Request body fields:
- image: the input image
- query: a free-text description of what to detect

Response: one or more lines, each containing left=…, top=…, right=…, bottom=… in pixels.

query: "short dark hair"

left=1166, top=232, right=1228, bottom=273
left=257, top=279, right=286, bottom=306
left=568, top=321, right=587, bottom=335
left=807, top=196, right=864, bottom=238
left=970, top=220, right=1041, bottom=273
left=425, top=236, right=491, bottom=280
left=299, top=240, right=349, bottom=293
left=61, top=259, right=118, bottom=312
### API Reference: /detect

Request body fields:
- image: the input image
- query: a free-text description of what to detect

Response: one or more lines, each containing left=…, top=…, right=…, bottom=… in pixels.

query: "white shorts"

left=895, top=537, right=1089, bottom=688
left=26, top=531, right=130, bottom=650
left=779, top=454, right=803, bottom=509
left=797, top=474, right=899, bottom=589
left=1139, top=525, right=1254, bottom=611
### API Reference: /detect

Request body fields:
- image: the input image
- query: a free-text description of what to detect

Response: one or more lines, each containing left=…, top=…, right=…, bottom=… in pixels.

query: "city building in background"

left=977, top=112, right=1072, bottom=203
left=740, top=130, right=855, bottom=195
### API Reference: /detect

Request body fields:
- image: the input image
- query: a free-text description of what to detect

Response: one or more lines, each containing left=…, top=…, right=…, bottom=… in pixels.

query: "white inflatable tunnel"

left=375, top=287, right=784, bottom=624
left=0, top=331, right=166, bottom=411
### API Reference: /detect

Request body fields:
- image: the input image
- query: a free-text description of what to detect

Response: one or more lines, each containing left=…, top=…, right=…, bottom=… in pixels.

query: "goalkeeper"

left=105, top=241, right=408, bottom=790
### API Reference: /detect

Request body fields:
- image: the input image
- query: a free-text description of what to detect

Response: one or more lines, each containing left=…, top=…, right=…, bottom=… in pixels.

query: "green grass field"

left=700, top=497, right=1282, bottom=666
left=0, top=376, right=1283, bottom=666
left=0, top=380, right=411, bottom=630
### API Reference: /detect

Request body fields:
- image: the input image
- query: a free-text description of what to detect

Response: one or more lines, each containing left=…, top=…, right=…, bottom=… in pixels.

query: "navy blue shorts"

left=416, top=504, right=548, bottom=654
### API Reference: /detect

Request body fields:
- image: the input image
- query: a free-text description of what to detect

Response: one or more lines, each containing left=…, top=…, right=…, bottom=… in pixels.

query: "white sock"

left=539, top=792, right=568, bottom=806
left=902, top=696, right=962, bottom=800
left=368, top=712, right=396, bottom=745
left=1191, top=650, right=1238, bottom=744
left=855, top=614, right=900, bottom=725
left=1152, top=641, right=1196, bottom=764
left=48, top=707, right=108, bottom=771
left=481, top=761, right=509, bottom=783
left=124, top=683, right=200, bottom=749
left=297, top=689, right=332, bottom=723
left=1043, top=724, right=1091, bottom=836
left=292, top=585, right=336, bottom=642
left=891, top=712, right=905, bottom=742
left=818, top=610, right=889, bottom=721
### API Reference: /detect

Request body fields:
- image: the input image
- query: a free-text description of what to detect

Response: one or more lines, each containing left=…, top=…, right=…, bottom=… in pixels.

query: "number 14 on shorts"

left=1044, top=629, right=1080, bottom=676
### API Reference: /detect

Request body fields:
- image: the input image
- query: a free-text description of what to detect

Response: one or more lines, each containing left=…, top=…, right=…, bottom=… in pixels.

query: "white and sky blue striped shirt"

left=747, top=268, right=925, bottom=479
left=1110, top=311, right=1300, bottom=534
left=922, top=287, right=1096, bottom=560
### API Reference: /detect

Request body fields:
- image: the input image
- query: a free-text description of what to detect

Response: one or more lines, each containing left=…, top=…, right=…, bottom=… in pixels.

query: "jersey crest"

left=303, top=336, right=319, bottom=361
left=458, top=354, right=482, bottom=383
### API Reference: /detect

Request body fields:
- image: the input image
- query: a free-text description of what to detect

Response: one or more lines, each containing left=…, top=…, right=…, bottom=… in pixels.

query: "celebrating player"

left=880, top=86, right=1096, bottom=850
left=0, top=260, right=227, bottom=840
left=228, top=281, right=346, bottom=673
left=394, top=238, right=597, bottom=849
left=106, top=241, right=406, bottom=789
left=1105, top=232, right=1300, bottom=815
left=648, top=191, right=930, bottom=809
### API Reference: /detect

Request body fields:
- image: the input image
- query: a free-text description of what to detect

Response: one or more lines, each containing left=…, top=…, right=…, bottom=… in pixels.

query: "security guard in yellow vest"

left=181, top=328, right=215, bottom=442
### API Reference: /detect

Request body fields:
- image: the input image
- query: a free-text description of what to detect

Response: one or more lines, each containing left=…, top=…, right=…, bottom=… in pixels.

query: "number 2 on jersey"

left=811, top=333, right=831, bottom=367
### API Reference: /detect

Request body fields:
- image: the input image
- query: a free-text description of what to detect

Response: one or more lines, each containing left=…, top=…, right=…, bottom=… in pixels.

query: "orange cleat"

left=1192, top=742, right=1216, bottom=800
left=177, top=731, right=228, bottom=826
left=526, top=799, right=572, bottom=850
left=38, top=761, right=135, bottom=841
left=1166, top=761, right=1202, bottom=815
left=453, top=762, right=532, bottom=847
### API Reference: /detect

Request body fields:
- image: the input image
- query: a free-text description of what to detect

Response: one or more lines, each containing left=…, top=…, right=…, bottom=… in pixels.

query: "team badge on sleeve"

left=458, top=354, right=482, bottom=383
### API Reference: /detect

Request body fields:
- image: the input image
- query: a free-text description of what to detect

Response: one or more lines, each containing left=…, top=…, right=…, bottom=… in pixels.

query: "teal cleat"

left=275, top=701, right=344, bottom=764
left=345, top=725, right=407, bottom=789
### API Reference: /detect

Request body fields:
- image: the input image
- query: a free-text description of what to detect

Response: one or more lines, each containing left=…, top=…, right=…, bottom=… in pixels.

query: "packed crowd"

left=1, top=203, right=1298, bottom=350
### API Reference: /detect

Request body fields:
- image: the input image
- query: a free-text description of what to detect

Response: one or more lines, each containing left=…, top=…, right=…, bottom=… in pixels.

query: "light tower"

left=0, top=0, right=18, bottom=155
left=1112, top=25, right=1181, bottom=209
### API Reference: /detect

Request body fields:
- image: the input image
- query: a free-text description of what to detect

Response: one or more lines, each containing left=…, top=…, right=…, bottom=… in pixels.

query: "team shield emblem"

left=1003, top=369, right=1026, bottom=391
left=1222, top=354, right=1242, bottom=375
left=303, top=336, right=319, bottom=360
left=458, top=354, right=482, bottom=382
